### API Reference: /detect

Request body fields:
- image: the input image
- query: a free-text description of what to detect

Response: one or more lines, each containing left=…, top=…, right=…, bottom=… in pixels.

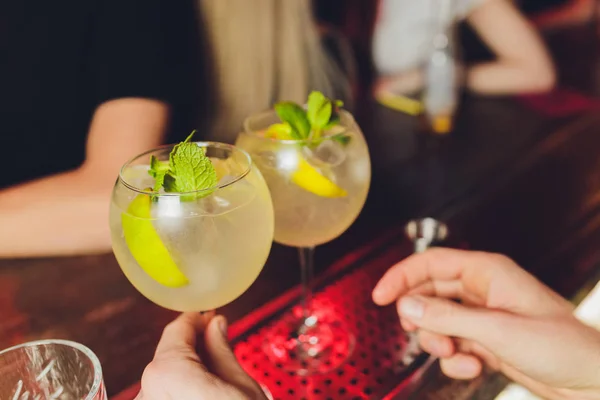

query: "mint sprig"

left=148, top=131, right=217, bottom=198
left=270, top=91, right=348, bottom=145
left=274, top=102, right=311, bottom=140
left=148, top=156, right=170, bottom=192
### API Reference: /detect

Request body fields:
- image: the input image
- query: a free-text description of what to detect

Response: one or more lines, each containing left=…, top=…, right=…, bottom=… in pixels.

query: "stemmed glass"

left=109, top=142, right=274, bottom=313
left=0, top=339, right=106, bottom=399
left=236, top=109, right=371, bottom=374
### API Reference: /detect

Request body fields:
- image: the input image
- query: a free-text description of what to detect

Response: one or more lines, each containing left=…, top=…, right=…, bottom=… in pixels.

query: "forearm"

left=465, top=0, right=556, bottom=95
left=466, top=60, right=555, bottom=95
left=0, top=168, right=113, bottom=258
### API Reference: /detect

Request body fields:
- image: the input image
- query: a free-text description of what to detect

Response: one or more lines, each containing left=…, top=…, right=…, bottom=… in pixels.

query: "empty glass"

left=0, top=339, right=106, bottom=400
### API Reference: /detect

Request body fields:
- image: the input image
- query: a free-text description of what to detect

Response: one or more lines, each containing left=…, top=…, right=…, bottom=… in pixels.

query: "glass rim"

left=0, top=339, right=104, bottom=400
left=118, top=141, right=252, bottom=197
left=242, top=108, right=355, bottom=145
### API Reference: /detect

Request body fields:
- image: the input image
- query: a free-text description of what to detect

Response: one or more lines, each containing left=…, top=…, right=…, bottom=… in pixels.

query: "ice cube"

left=256, top=150, right=300, bottom=174
left=255, top=151, right=278, bottom=170
left=153, top=196, right=184, bottom=218
left=306, top=140, right=346, bottom=167
left=211, top=195, right=231, bottom=209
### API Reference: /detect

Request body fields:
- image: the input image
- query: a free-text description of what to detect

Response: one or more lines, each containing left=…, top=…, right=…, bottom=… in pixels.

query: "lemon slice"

left=121, top=194, right=189, bottom=288
left=291, top=157, right=347, bottom=198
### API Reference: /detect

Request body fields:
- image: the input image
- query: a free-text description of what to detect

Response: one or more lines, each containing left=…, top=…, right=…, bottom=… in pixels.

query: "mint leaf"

left=169, top=131, right=195, bottom=167
left=268, top=92, right=345, bottom=143
left=314, top=101, right=332, bottom=129
left=149, top=130, right=218, bottom=198
left=148, top=156, right=170, bottom=191
left=307, top=91, right=333, bottom=140
left=307, top=91, right=334, bottom=129
left=307, top=91, right=328, bottom=127
left=167, top=143, right=217, bottom=196
left=162, top=171, right=178, bottom=192
left=274, top=102, right=311, bottom=139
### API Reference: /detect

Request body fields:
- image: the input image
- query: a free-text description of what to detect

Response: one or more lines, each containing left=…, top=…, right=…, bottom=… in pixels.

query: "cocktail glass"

left=109, top=142, right=274, bottom=313
left=236, top=109, right=371, bottom=374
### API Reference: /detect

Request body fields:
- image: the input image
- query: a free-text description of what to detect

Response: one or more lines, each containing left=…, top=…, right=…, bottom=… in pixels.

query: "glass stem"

left=298, top=246, right=316, bottom=322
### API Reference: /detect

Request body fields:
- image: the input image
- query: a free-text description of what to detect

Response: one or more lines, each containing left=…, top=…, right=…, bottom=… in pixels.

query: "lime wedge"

left=291, top=158, right=347, bottom=198
left=121, top=194, right=189, bottom=288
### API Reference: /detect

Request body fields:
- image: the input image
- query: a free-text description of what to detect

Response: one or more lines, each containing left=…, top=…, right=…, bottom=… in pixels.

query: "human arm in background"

left=0, top=99, right=168, bottom=258
left=0, top=0, right=199, bottom=258
left=373, top=248, right=600, bottom=400
left=465, top=0, right=556, bottom=94
left=373, top=0, right=556, bottom=98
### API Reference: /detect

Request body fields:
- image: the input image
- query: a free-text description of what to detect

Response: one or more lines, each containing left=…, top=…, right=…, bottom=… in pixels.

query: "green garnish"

left=269, top=91, right=349, bottom=145
left=148, top=156, right=170, bottom=192
left=266, top=123, right=294, bottom=140
left=148, top=131, right=217, bottom=198
left=274, top=102, right=311, bottom=140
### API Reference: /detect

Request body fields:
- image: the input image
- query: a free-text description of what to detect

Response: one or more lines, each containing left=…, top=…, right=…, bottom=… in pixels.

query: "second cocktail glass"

left=236, top=105, right=371, bottom=374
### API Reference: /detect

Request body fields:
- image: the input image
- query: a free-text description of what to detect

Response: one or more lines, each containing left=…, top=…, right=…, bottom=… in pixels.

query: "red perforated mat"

left=230, top=233, right=430, bottom=399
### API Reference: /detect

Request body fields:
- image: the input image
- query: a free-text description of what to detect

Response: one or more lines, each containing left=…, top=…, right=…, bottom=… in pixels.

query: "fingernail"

left=400, top=297, right=425, bottom=319
left=372, top=285, right=387, bottom=301
left=372, top=287, right=382, bottom=300
left=218, top=316, right=228, bottom=338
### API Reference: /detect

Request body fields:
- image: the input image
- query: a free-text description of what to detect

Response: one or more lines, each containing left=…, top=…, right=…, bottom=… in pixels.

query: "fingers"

left=407, top=280, right=463, bottom=299
left=154, top=313, right=211, bottom=362
left=440, top=354, right=483, bottom=380
left=401, top=318, right=417, bottom=332
left=372, top=248, right=500, bottom=306
left=204, top=316, right=265, bottom=399
left=397, top=295, right=503, bottom=341
left=418, top=330, right=455, bottom=358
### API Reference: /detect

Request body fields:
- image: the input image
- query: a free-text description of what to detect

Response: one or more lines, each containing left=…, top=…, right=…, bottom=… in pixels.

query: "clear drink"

left=236, top=111, right=371, bottom=248
left=110, top=143, right=274, bottom=312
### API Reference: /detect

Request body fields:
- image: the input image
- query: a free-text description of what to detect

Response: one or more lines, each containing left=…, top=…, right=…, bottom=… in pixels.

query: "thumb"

left=204, top=316, right=265, bottom=399
left=398, top=295, right=504, bottom=342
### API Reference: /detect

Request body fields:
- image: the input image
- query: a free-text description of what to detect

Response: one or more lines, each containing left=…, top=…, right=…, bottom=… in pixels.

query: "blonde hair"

left=199, top=0, right=351, bottom=142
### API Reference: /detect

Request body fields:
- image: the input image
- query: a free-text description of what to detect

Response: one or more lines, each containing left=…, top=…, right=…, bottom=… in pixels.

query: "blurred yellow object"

left=375, top=92, right=423, bottom=116
left=431, top=115, right=452, bottom=134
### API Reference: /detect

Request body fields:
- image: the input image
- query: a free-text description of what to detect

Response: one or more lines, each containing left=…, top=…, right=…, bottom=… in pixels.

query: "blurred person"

left=198, top=0, right=353, bottom=143
left=0, top=0, right=200, bottom=258
left=373, top=248, right=600, bottom=400
left=372, top=0, right=556, bottom=97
